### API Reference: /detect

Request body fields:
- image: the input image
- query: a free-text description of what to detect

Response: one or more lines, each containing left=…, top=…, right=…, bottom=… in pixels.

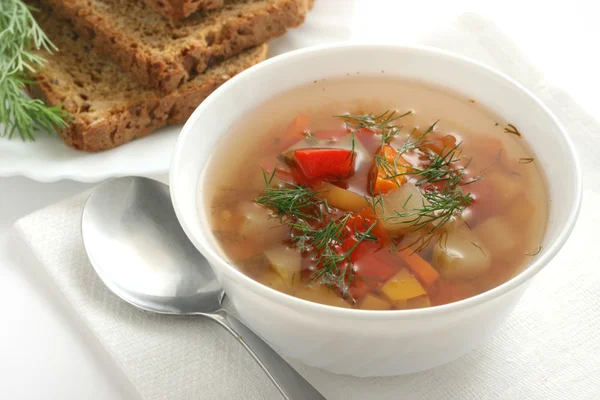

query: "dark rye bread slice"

left=143, top=0, right=224, bottom=20
left=40, top=0, right=312, bottom=92
left=27, top=11, right=268, bottom=152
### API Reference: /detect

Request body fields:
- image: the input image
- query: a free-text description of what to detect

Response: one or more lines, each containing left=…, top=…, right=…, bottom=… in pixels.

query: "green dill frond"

left=0, top=1, right=72, bottom=140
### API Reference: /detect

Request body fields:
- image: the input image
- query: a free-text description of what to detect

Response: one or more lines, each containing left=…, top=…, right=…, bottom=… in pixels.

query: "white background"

left=1, top=0, right=600, bottom=398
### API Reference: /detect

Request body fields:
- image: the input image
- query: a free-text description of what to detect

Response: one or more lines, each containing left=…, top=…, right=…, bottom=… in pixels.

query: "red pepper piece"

left=293, top=148, right=355, bottom=180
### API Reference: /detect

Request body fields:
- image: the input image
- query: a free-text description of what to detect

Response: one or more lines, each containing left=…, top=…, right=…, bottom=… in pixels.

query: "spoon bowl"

left=82, top=177, right=223, bottom=314
left=81, top=176, right=326, bottom=400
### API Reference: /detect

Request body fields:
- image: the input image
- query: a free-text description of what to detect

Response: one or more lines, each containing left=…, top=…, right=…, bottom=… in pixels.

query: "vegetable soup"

left=202, top=77, right=548, bottom=310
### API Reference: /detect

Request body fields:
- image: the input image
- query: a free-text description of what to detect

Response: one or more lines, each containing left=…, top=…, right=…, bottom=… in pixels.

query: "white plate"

left=0, top=0, right=354, bottom=183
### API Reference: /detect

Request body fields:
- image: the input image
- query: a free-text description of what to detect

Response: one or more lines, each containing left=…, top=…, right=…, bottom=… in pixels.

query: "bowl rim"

left=170, top=42, right=583, bottom=320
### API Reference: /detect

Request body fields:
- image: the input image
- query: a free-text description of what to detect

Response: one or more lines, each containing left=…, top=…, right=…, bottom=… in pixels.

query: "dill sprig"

left=396, top=122, right=438, bottom=156
left=254, top=168, right=326, bottom=222
left=386, top=189, right=474, bottom=233
left=519, top=157, right=534, bottom=164
left=256, top=168, right=379, bottom=298
left=337, top=110, right=412, bottom=147
left=345, top=112, right=482, bottom=249
left=504, top=123, right=522, bottom=137
left=303, top=217, right=378, bottom=298
left=1, top=1, right=71, bottom=140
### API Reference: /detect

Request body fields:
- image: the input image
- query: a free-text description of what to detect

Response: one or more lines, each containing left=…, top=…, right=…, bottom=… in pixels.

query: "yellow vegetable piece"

left=360, top=294, right=392, bottom=310
left=294, top=285, right=352, bottom=309
left=381, top=269, right=427, bottom=304
left=264, top=247, right=301, bottom=286
left=260, top=270, right=294, bottom=295
left=314, top=182, right=369, bottom=212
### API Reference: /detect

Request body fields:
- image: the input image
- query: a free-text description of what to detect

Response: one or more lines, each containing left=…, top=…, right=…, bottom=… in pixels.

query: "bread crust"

left=26, top=9, right=269, bottom=152
left=28, top=48, right=266, bottom=151
left=40, top=0, right=311, bottom=91
left=143, top=0, right=224, bottom=20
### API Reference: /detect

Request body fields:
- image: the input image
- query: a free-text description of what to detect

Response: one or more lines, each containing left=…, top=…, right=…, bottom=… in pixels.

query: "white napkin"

left=14, top=13, right=600, bottom=400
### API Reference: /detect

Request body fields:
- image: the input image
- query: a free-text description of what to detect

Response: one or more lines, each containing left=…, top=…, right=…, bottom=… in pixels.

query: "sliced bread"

left=40, top=0, right=312, bottom=92
left=143, top=0, right=224, bottom=20
left=28, top=10, right=268, bottom=152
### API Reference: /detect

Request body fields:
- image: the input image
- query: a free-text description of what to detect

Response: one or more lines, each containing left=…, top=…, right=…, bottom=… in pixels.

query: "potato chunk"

left=433, top=221, right=491, bottom=279
left=238, top=202, right=289, bottom=245
left=264, top=247, right=301, bottom=286
left=376, top=183, right=429, bottom=235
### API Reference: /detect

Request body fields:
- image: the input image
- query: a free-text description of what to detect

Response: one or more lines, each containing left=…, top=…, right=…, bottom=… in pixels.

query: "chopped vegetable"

left=260, top=270, right=294, bottom=294
left=294, top=285, right=352, bottom=308
left=264, top=246, right=301, bottom=286
left=281, top=130, right=366, bottom=163
left=313, top=181, right=369, bottom=212
left=238, top=202, right=290, bottom=244
left=369, top=144, right=412, bottom=194
left=432, top=221, right=491, bottom=279
left=348, top=251, right=396, bottom=300
left=360, top=294, right=392, bottom=310
left=212, top=106, right=546, bottom=310
left=293, top=148, right=355, bottom=180
left=341, top=213, right=382, bottom=260
left=397, top=248, right=440, bottom=287
left=407, top=295, right=431, bottom=309
left=381, top=269, right=427, bottom=304
left=376, top=183, right=430, bottom=234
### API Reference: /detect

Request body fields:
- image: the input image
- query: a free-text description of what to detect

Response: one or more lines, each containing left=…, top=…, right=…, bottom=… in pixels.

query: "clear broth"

left=201, top=76, right=548, bottom=310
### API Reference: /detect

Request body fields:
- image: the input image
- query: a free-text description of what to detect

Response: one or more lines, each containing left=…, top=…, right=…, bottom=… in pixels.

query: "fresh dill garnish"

left=255, top=167, right=379, bottom=298
left=504, top=124, right=522, bottom=137
left=519, top=157, right=534, bottom=164
left=374, top=153, right=404, bottom=189
left=385, top=188, right=473, bottom=234
left=371, top=120, right=479, bottom=248
left=396, top=122, right=438, bottom=156
left=336, top=110, right=412, bottom=147
left=526, top=245, right=543, bottom=256
left=1, top=1, right=72, bottom=140
left=290, top=213, right=378, bottom=296
left=308, top=219, right=378, bottom=298
left=254, top=167, right=326, bottom=222
left=365, top=192, right=385, bottom=214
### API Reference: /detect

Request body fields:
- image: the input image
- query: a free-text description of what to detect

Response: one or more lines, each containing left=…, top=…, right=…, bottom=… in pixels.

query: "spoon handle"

left=209, top=310, right=327, bottom=400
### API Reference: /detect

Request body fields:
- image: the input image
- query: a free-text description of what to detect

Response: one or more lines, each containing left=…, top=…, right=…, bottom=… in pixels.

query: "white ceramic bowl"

left=169, top=44, right=582, bottom=377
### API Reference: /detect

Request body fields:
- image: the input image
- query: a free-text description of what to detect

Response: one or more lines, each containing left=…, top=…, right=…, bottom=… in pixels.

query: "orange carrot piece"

left=369, top=145, right=411, bottom=194
left=397, top=249, right=440, bottom=287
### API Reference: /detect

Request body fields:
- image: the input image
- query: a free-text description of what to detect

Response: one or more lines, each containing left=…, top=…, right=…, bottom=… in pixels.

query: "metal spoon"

left=81, top=176, right=326, bottom=400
